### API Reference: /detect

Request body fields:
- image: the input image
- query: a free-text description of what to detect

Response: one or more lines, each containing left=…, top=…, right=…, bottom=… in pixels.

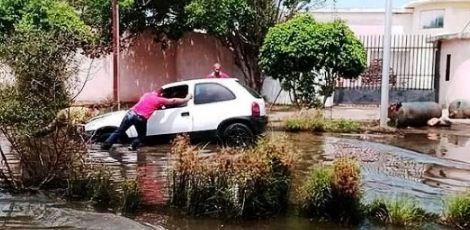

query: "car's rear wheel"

left=222, top=123, right=255, bottom=148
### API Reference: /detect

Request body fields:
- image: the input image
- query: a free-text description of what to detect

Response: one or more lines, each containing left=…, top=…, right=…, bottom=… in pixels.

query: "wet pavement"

left=1, top=124, right=470, bottom=229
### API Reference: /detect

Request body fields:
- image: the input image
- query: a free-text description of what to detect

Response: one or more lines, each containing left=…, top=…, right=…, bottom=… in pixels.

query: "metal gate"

left=334, top=34, right=440, bottom=105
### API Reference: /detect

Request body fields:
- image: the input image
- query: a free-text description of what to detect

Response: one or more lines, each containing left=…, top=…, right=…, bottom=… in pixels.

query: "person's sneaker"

left=128, top=145, right=137, bottom=151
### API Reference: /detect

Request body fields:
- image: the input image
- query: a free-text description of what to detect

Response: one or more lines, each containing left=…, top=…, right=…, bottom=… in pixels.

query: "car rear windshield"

left=239, top=82, right=262, bottom=99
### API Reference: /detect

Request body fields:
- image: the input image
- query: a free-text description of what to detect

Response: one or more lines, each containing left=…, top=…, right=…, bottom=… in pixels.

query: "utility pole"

left=112, top=0, right=120, bottom=109
left=380, top=0, right=393, bottom=127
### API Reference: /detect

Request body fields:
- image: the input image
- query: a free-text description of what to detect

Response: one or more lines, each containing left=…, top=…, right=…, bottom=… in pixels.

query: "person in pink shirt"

left=101, top=90, right=192, bottom=151
left=207, top=63, right=230, bottom=78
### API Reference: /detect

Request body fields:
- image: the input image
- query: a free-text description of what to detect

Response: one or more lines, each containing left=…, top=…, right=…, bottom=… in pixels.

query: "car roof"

left=161, top=78, right=239, bottom=89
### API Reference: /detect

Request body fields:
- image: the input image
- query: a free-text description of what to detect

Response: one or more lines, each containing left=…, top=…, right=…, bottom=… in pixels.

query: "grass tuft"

left=443, top=191, right=470, bottom=229
left=368, top=197, right=428, bottom=227
left=298, top=157, right=363, bottom=225
left=169, top=134, right=297, bottom=219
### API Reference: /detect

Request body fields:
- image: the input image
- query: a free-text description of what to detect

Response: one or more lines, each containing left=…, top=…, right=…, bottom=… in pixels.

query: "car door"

left=146, top=84, right=193, bottom=136
left=191, top=82, right=240, bottom=132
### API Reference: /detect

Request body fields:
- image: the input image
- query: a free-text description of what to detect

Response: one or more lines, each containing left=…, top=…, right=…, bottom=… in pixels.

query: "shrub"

left=298, top=157, right=363, bottom=224
left=284, top=116, right=361, bottom=133
left=118, top=180, right=142, bottom=213
left=259, top=14, right=366, bottom=108
left=88, top=168, right=114, bottom=206
left=66, top=167, right=142, bottom=213
left=0, top=29, right=86, bottom=190
left=169, top=134, right=297, bottom=219
left=298, top=167, right=333, bottom=218
left=368, top=197, right=428, bottom=227
left=443, top=191, right=470, bottom=229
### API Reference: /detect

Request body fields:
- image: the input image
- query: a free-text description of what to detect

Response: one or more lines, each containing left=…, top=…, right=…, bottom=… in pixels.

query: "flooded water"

left=2, top=125, right=470, bottom=229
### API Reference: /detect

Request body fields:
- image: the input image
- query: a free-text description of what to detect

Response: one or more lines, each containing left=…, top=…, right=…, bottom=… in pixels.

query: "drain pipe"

left=112, top=0, right=121, bottom=110
left=380, top=0, right=393, bottom=127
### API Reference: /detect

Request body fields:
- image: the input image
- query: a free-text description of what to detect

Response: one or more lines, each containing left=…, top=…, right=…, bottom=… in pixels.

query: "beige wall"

left=438, top=38, right=470, bottom=106
left=312, top=10, right=414, bottom=35
left=409, top=2, right=470, bottom=35
left=75, top=32, right=241, bottom=104
left=312, top=1, right=470, bottom=36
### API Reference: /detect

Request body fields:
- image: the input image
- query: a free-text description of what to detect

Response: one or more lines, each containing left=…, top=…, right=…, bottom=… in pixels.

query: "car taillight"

left=251, top=102, right=260, bottom=118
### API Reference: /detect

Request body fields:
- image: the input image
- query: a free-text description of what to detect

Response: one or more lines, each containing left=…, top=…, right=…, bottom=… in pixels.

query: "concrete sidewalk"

left=269, top=105, right=470, bottom=125
left=269, top=105, right=380, bottom=122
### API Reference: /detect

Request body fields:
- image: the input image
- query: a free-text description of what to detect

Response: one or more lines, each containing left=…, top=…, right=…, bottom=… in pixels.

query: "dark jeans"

left=104, top=110, right=147, bottom=149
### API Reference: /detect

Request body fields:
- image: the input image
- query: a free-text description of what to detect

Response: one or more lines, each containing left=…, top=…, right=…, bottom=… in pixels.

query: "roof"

left=310, top=8, right=412, bottom=14
left=404, top=0, right=470, bottom=9
left=162, top=78, right=239, bottom=88
left=427, top=32, right=470, bottom=42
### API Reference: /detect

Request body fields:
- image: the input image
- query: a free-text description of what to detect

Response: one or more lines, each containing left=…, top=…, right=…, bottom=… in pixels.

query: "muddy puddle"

left=1, top=127, right=470, bottom=229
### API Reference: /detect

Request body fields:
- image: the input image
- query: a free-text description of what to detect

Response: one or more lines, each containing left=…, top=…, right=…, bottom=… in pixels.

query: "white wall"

left=312, top=10, right=413, bottom=35
left=409, top=2, right=470, bottom=35
left=438, top=38, right=470, bottom=106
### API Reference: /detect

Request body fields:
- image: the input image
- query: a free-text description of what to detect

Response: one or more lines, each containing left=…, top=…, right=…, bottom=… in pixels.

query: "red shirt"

left=131, top=92, right=171, bottom=119
left=207, top=71, right=230, bottom=78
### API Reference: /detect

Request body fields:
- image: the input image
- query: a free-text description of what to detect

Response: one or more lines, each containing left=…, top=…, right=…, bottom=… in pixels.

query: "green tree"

left=0, top=0, right=91, bottom=41
left=259, top=14, right=366, bottom=108
left=67, top=0, right=192, bottom=55
left=65, top=0, right=326, bottom=91
left=0, top=0, right=93, bottom=122
left=0, top=0, right=93, bottom=190
left=185, top=0, right=327, bottom=91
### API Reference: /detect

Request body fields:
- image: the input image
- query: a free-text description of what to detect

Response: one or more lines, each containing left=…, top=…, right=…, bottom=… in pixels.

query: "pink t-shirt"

left=207, top=71, right=230, bottom=78
left=131, top=92, right=171, bottom=119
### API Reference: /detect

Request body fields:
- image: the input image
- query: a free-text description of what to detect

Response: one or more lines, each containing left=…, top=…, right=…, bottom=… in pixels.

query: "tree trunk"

left=220, top=36, right=264, bottom=92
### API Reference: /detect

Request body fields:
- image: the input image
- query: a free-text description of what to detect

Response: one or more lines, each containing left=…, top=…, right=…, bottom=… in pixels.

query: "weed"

left=298, top=157, right=363, bottom=225
left=169, top=134, right=297, bottom=219
left=368, top=197, right=428, bottom=227
left=443, top=191, right=470, bottom=229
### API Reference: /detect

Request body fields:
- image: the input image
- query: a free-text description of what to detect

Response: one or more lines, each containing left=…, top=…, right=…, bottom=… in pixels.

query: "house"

left=307, top=0, right=470, bottom=106
left=3, top=1, right=469, bottom=107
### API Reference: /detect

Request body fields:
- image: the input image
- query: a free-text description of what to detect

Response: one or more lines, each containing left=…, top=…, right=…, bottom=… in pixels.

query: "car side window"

left=194, top=83, right=236, bottom=105
left=161, top=85, right=189, bottom=109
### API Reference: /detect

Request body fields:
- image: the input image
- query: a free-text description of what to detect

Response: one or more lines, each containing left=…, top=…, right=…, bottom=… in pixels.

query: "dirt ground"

left=268, top=105, right=470, bottom=126
left=268, top=106, right=470, bottom=136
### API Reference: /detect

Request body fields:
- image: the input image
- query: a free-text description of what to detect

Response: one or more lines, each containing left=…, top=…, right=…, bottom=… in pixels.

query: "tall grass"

left=66, top=166, right=142, bottom=213
left=169, top=134, right=297, bottom=219
left=368, top=197, right=428, bottom=227
left=285, top=116, right=361, bottom=133
left=298, top=157, right=363, bottom=224
left=443, top=191, right=470, bottom=229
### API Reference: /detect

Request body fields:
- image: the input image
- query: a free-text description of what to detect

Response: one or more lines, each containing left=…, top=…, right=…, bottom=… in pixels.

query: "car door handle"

left=181, top=112, right=190, bottom=117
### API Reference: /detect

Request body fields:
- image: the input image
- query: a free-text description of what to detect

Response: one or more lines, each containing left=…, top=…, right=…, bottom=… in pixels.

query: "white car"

left=85, top=78, right=268, bottom=146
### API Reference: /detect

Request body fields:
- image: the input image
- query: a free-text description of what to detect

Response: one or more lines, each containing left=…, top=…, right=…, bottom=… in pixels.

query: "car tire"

left=222, top=123, right=255, bottom=148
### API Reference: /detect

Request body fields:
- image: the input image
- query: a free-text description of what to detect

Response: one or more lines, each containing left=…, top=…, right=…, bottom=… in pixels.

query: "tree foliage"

left=0, top=0, right=93, bottom=190
left=67, top=0, right=192, bottom=54
left=259, top=14, right=366, bottom=108
left=62, top=0, right=326, bottom=91
left=0, top=0, right=92, bottom=128
left=0, top=0, right=92, bottom=42
left=185, top=0, right=326, bottom=91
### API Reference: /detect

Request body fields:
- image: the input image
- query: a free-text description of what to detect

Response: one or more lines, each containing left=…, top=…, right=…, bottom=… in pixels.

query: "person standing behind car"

left=207, top=63, right=230, bottom=78
left=101, top=91, right=192, bottom=151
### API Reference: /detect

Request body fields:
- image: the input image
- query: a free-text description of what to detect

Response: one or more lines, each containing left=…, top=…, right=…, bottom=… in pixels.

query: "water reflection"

left=3, top=131, right=470, bottom=229
left=89, top=132, right=470, bottom=216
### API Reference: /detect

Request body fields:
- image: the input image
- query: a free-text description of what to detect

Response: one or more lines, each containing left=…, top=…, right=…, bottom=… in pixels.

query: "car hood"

left=85, top=110, right=128, bottom=132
